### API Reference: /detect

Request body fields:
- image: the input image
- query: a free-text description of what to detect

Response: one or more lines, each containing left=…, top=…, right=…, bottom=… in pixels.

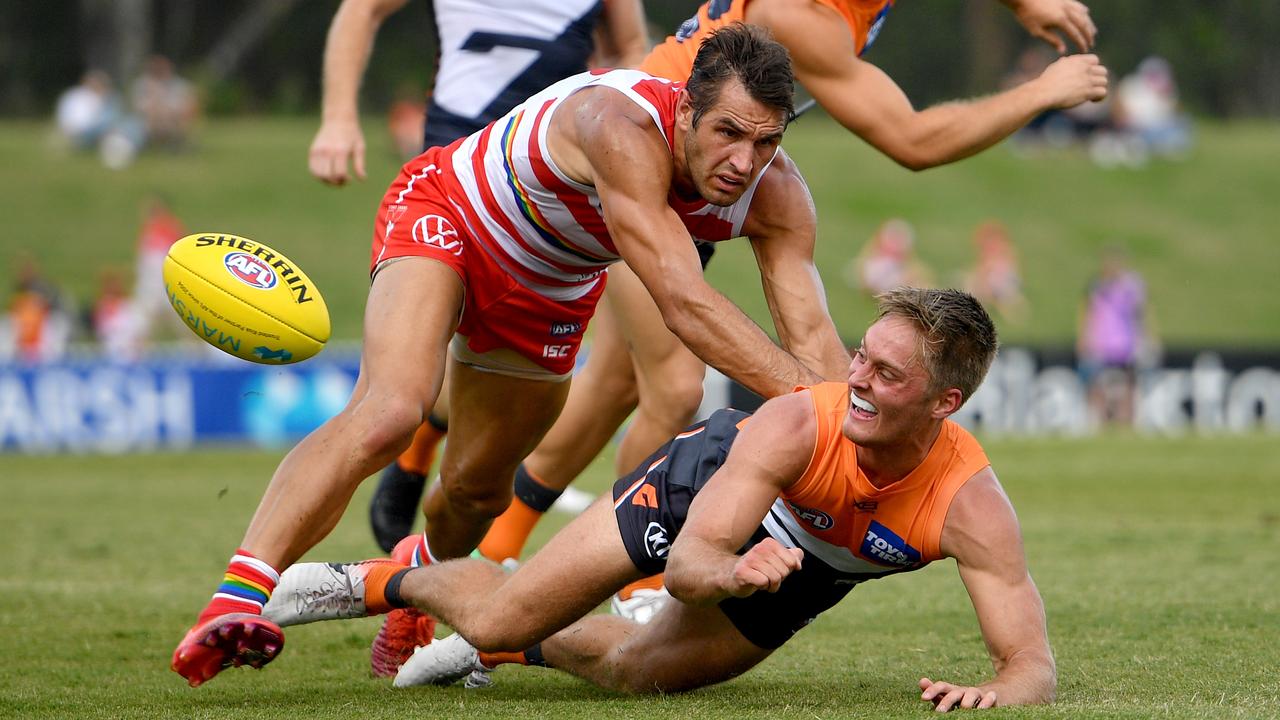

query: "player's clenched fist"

left=1037, top=53, right=1109, bottom=109
left=726, top=538, right=803, bottom=597
left=309, top=119, right=367, bottom=186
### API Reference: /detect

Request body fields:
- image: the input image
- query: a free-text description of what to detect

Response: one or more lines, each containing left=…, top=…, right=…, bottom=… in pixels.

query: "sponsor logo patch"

left=860, top=520, right=922, bottom=568
left=550, top=321, right=583, bottom=337
left=412, top=214, right=462, bottom=256
left=644, top=521, right=670, bottom=559
left=224, top=252, right=278, bottom=290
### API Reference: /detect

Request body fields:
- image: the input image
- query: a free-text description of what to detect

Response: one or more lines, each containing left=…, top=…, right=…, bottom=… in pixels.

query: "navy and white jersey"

left=423, top=0, right=604, bottom=149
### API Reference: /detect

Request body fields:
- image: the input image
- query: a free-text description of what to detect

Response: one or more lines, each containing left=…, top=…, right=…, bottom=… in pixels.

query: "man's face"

left=677, top=78, right=786, bottom=207
left=841, top=317, right=947, bottom=448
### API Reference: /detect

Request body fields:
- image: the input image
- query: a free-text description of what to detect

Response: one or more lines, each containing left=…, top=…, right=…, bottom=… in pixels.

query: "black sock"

left=513, top=464, right=563, bottom=513
left=523, top=643, right=550, bottom=667
left=384, top=568, right=413, bottom=609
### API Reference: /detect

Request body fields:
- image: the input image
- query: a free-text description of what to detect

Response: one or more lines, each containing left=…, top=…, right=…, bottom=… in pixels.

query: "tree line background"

left=3, top=0, right=1278, bottom=118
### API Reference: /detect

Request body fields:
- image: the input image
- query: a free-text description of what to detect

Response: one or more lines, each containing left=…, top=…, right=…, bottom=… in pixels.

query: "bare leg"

left=541, top=598, right=773, bottom=693
left=522, top=292, right=640, bottom=488
left=240, top=258, right=462, bottom=569
left=603, top=263, right=707, bottom=475
left=419, top=357, right=572, bottom=559
left=400, top=496, right=643, bottom=650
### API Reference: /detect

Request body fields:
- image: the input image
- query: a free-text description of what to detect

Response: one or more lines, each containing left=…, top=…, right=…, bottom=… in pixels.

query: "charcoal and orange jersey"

left=640, top=0, right=895, bottom=82
left=762, top=381, right=990, bottom=582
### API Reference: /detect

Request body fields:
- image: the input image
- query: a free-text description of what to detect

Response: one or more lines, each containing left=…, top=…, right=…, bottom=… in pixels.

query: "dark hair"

left=686, top=23, right=795, bottom=126
left=875, top=288, right=999, bottom=406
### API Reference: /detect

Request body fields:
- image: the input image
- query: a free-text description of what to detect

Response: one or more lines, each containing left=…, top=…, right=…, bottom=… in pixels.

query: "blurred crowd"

left=1006, top=50, right=1192, bottom=167
left=1, top=195, right=188, bottom=363
left=843, top=217, right=1157, bottom=428
left=53, top=55, right=200, bottom=169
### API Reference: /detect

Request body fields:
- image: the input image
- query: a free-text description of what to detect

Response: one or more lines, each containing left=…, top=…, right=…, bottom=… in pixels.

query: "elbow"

left=890, top=150, right=937, bottom=172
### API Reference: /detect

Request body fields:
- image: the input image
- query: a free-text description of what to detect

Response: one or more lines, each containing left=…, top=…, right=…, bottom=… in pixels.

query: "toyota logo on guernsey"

left=223, top=252, right=278, bottom=290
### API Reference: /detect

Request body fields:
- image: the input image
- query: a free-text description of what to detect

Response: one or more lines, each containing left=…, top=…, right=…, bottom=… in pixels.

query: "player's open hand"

left=1038, top=53, right=1109, bottom=109
left=919, top=677, right=998, bottom=712
left=1011, top=0, right=1096, bottom=54
left=308, top=119, right=367, bottom=186
left=727, top=538, right=802, bottom=597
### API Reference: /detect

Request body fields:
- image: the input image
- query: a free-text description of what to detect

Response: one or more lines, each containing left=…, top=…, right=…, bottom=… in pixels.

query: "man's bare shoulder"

left=940, top=468, right=1028, bottom=574
left=747, top=0, right=857, bottom=70
left=742, top=149, right=815, bottom=237
left=552, top=83, right=672, bottom=186
left=730, top=389, right=821, bottom=483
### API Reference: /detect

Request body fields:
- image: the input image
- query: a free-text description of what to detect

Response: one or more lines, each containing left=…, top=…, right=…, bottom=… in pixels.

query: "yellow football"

left=163, top=233, right=330, bottom=364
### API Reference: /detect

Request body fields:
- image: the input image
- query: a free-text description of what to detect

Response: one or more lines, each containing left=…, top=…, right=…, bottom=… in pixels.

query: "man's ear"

left=931, top=387, right=964, bottom=419
left=676, top=88, right=694, bottom=131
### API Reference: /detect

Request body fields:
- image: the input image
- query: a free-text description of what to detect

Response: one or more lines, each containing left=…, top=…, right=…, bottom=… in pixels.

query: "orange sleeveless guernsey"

left=641, top=0, right=895, bottom=82
left=760, top=381, right=989, bottom=576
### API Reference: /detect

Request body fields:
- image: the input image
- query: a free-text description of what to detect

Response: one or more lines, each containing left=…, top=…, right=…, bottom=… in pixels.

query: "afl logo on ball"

left=223, top=252, right=278, bottom=290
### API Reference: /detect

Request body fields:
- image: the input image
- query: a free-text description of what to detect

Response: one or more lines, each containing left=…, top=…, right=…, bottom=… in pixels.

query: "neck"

left=859, top=420, right=944, bottom=489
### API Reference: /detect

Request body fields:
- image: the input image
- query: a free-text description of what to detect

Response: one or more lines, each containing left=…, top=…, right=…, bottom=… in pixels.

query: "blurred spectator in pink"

left=88, top=267, right=144, bottom=361
left=1, top=255, right=72, bottom=363
left=963, top=220, right=1029, bottom=324
left=843, top=218, right=933, bottom=296
left=1077, top=246, right=1159, bottom=426
left=131, top=55, right=199, bottom=151
left=132, top=194, right=186, bottom=341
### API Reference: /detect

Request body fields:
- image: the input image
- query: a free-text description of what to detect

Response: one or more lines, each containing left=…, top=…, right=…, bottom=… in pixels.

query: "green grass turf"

left=1, top=434, right=1277, bottom=719
left=1, top=116, right=1278, bottom=347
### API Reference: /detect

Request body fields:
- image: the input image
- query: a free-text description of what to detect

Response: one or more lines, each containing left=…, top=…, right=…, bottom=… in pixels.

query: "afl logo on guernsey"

left=860, top=521, right=921, bottom=567
left=787, top=502, right=834, bottom=531
left=223, top=252, right=278, bottom=290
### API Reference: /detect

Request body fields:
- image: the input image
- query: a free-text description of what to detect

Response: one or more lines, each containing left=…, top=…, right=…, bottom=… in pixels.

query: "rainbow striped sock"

left=195, top=548, right=280, bottom=625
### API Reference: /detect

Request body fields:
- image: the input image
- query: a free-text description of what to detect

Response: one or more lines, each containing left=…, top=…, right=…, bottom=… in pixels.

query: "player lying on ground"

left=170, top=25, right=854, bottom=687
left=266, top=288, right=1056, bottom=712
left=407, top=0, right=1109, bottom=585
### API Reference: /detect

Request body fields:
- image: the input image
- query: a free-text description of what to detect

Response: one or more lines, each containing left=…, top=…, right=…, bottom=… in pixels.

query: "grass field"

left=1, top=435, right=1278, bottom=719
left=1, top=116, right=1278, bottom=347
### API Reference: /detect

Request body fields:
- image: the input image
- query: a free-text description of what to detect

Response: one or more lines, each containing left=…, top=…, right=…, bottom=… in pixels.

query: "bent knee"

left=637, top=372, right=704, bottom=426
left=437, top=475, right=514, bottom=519
left=347, top=397, right=427, bottom=460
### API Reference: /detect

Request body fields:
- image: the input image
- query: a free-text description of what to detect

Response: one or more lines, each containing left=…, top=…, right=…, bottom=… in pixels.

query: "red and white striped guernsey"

left=438, top=68, right=773, bottom=302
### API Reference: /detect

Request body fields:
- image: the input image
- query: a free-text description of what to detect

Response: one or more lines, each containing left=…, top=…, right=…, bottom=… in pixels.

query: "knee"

left=347, top=395, right=425, bottom=461
left=463, top=616, right=537, bottom=654
left=638, top=368, right=705, bottom=427
left=437, top=470, right=514, bottom=520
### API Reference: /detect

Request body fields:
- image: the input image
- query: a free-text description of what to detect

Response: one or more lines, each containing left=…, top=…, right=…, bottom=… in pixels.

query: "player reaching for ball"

left=171, top=25, right=853, bottom=687
left=267, top=288, right=1055, bottom=713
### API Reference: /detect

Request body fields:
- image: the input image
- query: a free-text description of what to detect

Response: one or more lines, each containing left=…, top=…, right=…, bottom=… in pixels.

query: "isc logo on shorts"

left=644, top=522, right=670, bottom=558
left=412, top=214, right=462, bottom=256
left=223, top=252, right=277, bottom=290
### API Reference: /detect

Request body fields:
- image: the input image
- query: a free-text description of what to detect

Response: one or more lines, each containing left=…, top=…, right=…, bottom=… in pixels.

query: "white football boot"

left=262, top=561, right=387, bottom=627
left=394, top=633, right=492, bottom=688
left=609, top=586, right=672, bottom=625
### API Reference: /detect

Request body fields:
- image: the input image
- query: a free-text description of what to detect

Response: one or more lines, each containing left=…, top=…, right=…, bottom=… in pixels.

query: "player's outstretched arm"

left=924, top=468, right=1056, bottom=712
left=741, top=151, right=851, bottom=380
left=565, top=93, right=822, bottom=398
left=755, top=1, right=1107, bottom=171
left=309, top=0, right=408, bottom=185
left=665, top=391, right=815, bottom=603
left=999, top=0, right=1097, bottom=54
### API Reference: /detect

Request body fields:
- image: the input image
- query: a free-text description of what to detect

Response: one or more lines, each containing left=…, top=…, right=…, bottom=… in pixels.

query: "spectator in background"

left=132, top=194, right=186, bottom=342
left=131, top=55, right=199, bottom=151
left=54, top=69, right=118, bottom=151
left=1113, top=56, right=1191, bottom=161
left=844, top=218, right=933, bottom=297
left=1077, top=246, right=1158, bottom=427
left=54, top=69, right=146, bottom=169
left=1, top=255, right=72, bottom=363
left=963, top=220, right=1029, bottom=325
left=386, top=84, right=426, bottom=161
left=88, top=267, right=144, bottom=362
